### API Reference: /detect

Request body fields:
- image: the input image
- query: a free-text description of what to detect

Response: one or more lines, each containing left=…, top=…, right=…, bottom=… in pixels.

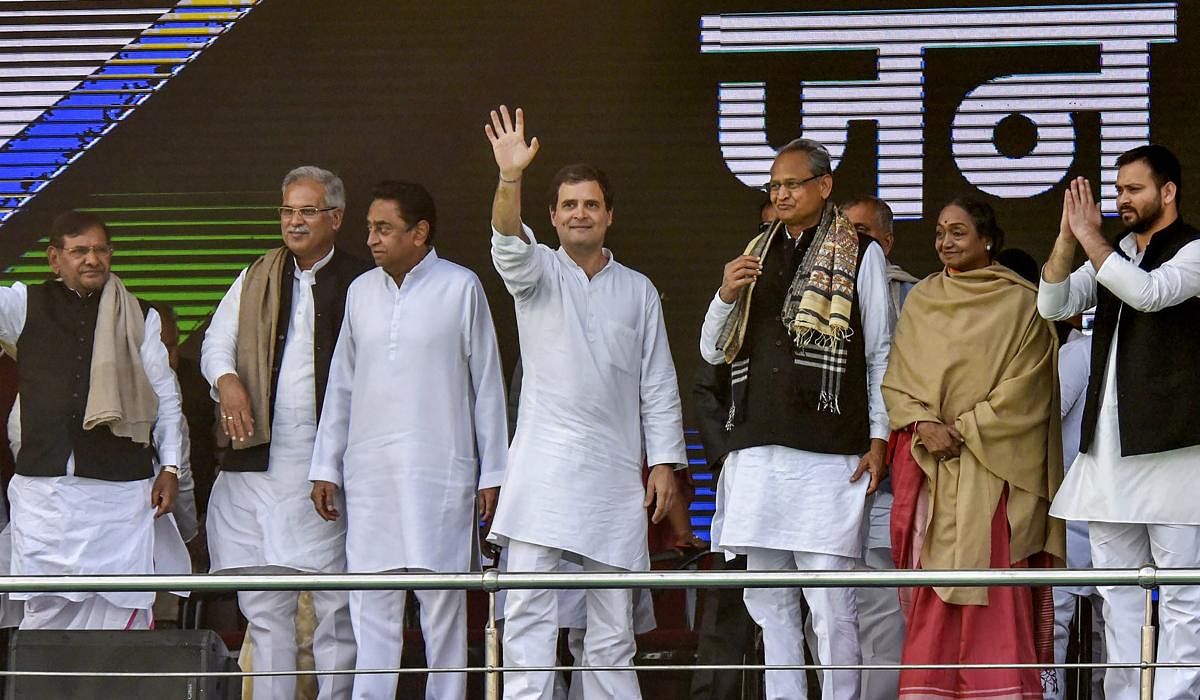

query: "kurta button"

left=771, top=367, right=779, bottom=374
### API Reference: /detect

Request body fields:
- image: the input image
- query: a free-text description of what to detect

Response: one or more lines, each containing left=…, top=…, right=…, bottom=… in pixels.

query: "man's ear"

left=46, top=245, right=61, bottom=277
left=414, top=220, right=431, bottom=247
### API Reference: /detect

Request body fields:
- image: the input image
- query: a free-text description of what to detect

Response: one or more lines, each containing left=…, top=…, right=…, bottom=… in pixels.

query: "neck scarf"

left=232, top=246, right=288, bottom=450
left=716, top=201, right=862, bottom=421
left=83, top=274, right=158, bottom=445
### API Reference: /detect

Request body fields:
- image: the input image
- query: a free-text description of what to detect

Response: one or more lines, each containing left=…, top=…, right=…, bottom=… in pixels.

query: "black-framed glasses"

left=762, top=173, right=824, bottom=194
left=56, top=244, right=114, bottom=259
left=278, top=206, right=338, bottom=220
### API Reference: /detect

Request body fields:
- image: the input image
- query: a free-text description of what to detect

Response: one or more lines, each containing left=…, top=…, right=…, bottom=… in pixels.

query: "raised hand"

left=485, top=105, right=540, bottom=181
left=1064, top=176, right=1102, bottom=240
left=718, top=254, right=762, bottom=303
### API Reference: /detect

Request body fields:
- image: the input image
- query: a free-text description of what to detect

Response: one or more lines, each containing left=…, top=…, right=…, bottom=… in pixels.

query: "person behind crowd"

left=1038, top=144, right=1200, bottom=699
left=309, top=180, right=508, bottom=700
left=1047, top=325, right=1105, bottom=700
left=0, top=210, right=182, bottom=629
left=842, top=194, right=919, bottom=330
left=150, top=302, right=198, bottom=544
left=699, top=139, right=891, bottom=700
left=483, top=105, right=687, bottom=700
left=201, top=166, right=368, bottom=700
left=883, top=196, right=1064, bottom=699
left=838, top=193, right=909, bottom=700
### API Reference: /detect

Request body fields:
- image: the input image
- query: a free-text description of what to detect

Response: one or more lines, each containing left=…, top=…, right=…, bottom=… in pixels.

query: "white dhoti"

left=712, top=446, right=866, bottom=700
left=856, top=491, right=903, bottom=700
left=348, top=569, right=466, bottom=700
left=503, top=539, right=640, bottom=700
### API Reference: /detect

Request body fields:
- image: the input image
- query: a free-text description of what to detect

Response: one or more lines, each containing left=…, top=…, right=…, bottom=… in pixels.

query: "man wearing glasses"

left=0, top=210, right=182, bottom=629
left=698, top=139, right=892, bottom=700
left=202, top=166, right=369, bottom=700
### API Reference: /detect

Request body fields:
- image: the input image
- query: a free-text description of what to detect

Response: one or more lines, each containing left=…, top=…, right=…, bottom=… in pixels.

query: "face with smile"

left=48, top=225, right=112, bottom=295
left=280, top=178, right=342, bottom=267
left=935, top=204, right=992, bottom=272
left=1115, top=159, right=1174, bottom=234
left=367, top=198, right=428, bottom=278
left=768, top=150, right=832, bottom=232
left=550, top=180, right=612, bottom=252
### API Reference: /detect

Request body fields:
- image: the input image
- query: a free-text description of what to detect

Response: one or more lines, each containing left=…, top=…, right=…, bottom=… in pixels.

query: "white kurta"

left=0, top=283, right=182, bottom=610
left=1039, top=234, right=1200, bottom=525
left=309, top=253, right=508, bottom=573
left=201, top=248, right=348, bottom=573
left=698, top=240, right=892, bottom=557
left=487, top=225, right=687, bottom=572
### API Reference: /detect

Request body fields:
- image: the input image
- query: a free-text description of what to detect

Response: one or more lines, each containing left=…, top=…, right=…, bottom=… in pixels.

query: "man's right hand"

left=915, top=420, right=964, bottom=461
left=485, top=105, right=540, bottom=182
left=215, top=373, right=254, bottom=442
left=719, top=254, right=762, bottom=303
left=310, top=480, right=341, bottom=521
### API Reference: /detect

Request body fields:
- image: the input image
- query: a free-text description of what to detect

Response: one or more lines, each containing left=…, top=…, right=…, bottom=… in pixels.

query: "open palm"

left=485, top=105, right=540, bottom=179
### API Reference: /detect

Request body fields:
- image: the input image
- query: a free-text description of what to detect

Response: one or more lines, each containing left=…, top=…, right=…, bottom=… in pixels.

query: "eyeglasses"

left=763, top=173, right=825, bottom=194
left=56, top=244, right=114, bottom=259
left=278, top=206, right=338, bottom=220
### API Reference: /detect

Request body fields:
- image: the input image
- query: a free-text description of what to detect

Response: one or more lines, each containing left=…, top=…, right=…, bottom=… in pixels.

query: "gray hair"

left=281, top=165, right=345, bottom=209
left=776, top=138, right=832, bottom=177
left=840, top=194, right=894, bottom=234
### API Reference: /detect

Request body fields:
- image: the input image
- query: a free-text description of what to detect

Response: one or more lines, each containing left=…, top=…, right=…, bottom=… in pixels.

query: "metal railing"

left=0, top=566, right=1193, bottom=699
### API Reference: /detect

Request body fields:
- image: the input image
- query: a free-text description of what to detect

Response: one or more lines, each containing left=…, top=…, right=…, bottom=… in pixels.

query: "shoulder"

left=331, top=248, right=374, bottom=277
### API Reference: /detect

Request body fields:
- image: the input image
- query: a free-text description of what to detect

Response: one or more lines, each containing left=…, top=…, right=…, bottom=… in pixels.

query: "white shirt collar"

left=293, top=246, right=336, bottom=279
left=383, top=248, right=438, bottom=292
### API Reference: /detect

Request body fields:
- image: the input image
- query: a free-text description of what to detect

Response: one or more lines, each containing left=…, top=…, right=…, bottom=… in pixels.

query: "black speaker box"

left=5, top=628, right=237, bottom=699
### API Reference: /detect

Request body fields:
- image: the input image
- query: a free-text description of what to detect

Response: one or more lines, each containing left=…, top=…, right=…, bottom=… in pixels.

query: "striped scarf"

left=717, top=201, right=861, bottom=426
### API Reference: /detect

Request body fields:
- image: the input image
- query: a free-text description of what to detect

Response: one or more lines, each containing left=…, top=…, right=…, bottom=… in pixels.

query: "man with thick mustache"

left=699, top=139, right=891, bottom=700
left=202, top=166, right=369, bottom=700
left=1039, top=144, right=1200, bottom=699
left=0, top=209, right=182, bottom=630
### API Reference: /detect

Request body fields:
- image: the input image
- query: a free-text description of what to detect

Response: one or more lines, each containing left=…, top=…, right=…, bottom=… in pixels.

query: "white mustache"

left=288, top=226, right=311, bottom=235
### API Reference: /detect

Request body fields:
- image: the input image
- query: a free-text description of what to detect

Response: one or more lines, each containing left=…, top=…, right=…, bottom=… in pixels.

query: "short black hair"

left=944, top=196, right=1005, bottom=260
left=370, top=180, right=437, bottom=245
left=1116, top=144, right=1183, bottom=200
left=49, top=210, right=110, bottom=248
left=549, top=163, right=612, bottom=211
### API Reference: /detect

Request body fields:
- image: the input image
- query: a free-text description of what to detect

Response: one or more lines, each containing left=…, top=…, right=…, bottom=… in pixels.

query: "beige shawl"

left=82, top=274, right=158, bottom=445
left=882, top=264, right=1065, bottom=605
left=232, top=246, right=287, bottom=449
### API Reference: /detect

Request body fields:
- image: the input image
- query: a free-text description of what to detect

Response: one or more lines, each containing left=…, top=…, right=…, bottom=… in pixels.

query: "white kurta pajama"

left=202, top=249, right=354, bottom=700
left=309, top=253, right=508, bottom=700
left=699, top=241, right=892, bottom=700
left=1039, top=233, right=1200, bottom=700
left=0, top=284, right=182, bottom=630
left=488, top=225, right=686, bottom=700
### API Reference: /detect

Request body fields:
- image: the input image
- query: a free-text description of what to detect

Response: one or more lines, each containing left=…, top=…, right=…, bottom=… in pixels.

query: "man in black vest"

left=699, top=139, right=892, bottom=700
left=0, top=209, right=182, bottom=629
left=1039, top=144, right=1200, bottom=699
left=201, top=166, right=369, bottom=700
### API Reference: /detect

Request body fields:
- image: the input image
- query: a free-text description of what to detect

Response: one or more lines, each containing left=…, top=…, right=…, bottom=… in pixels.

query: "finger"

left=499, top=104, right=513, bottom=132
left=643, top=481, right=655, bottom=509
left=484, top=124, right=497, bottom=145
left=528, top=136, right=540, bottom=159
left=654, top=486, right=675, bottom=524
left=483, top=497, right=496, bottom=524
left=514, top=107, right=525, bottom=134
left=490, top=109, right=504, bottom=136
left=866, top=468, right=881, bottom=496
left=849, top=460, right=867, bottom=483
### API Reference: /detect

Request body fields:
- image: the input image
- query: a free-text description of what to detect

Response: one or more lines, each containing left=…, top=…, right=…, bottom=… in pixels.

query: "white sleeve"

left=1058, top=339, right=1092, bottom=420
left=699, top=292, right=736, bottom=365
left=143, top=308, right=182, bottom=467
left=171, top=414, right=199, bottom=542
left=465, top=278, right=508, bottom=490
left=0, top=283, right=28, bottom=345
left=1094, top=239, right=1200, bottom=312
left=1038, top=262, right=1097, bottom=321
left=308, top=288, right=356, bottom=487
left=490, top=224, right=548, bottom=299
left=856, top=242, right=892, bottom=441
left=640, top=286, right=687, bottom=468
left=200, top=268, right=247, bottom=399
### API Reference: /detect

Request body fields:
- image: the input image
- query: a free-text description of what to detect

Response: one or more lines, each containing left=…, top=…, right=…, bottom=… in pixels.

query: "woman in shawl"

left=883, top=197, right=1065, bottom=699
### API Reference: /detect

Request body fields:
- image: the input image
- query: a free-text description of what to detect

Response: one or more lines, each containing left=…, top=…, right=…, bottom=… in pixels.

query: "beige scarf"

left=82, top=274, right=158, bottom=445
left=882, top=264, right=1065, bottom=604
left=232, top=247, right=288, bottom=450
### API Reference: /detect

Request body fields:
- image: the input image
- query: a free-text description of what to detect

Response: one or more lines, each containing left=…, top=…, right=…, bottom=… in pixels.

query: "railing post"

left=484, top=572, right=501, bottom=700
left=1139, top=570, right=1156, bottom=700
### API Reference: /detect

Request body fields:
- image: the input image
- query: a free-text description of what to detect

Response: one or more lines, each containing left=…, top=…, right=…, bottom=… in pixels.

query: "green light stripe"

left=82, top=206, right=274, bottom=213
left=99, top=235, right=278, bottom=242
left=5, top=263, right=247, bottom=273
left=107, top=220, right=277, bottom=227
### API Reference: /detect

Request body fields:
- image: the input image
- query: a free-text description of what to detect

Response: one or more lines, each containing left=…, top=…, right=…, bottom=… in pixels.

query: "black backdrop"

left=2, top=0, right=1196, bottom=423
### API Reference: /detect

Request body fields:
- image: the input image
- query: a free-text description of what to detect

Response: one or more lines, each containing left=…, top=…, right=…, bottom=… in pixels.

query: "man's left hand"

left=477, top=488, right=501, bottom=561
left=644, top=464, right=678, bottom=524
left=151, top=469, right=178, bottom=518
left=850, top=439, right=889, bottom=496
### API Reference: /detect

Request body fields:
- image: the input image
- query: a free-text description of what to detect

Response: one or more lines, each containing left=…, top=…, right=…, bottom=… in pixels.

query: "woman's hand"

left=915, top=421, right=964, bottom=460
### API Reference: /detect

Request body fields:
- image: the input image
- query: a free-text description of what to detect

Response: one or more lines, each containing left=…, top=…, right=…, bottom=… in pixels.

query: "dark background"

left=2, top=0, right=1195, bottom=423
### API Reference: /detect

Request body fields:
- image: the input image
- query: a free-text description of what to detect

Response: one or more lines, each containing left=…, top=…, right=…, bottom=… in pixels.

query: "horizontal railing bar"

left=0, top=565, right=1186, bottom=593
left=1, top=661, right=1198, bottom=678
